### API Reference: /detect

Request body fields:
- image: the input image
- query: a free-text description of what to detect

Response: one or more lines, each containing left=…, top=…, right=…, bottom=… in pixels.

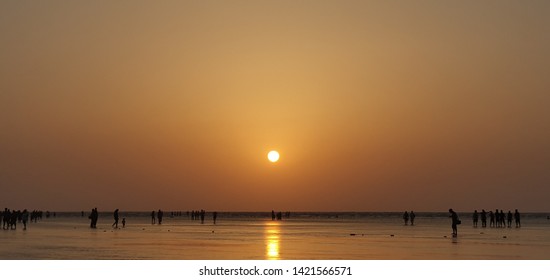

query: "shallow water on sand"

left=1, top=212, right=549, bottom=259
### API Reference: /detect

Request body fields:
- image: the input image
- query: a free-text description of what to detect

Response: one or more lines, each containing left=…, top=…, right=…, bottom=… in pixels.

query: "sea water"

left=1, top=212, right=549, bottom=259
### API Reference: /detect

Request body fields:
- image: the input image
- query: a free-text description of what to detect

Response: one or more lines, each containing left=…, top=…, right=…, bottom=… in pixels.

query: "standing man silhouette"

left=449, top=209, right=460, bottom=237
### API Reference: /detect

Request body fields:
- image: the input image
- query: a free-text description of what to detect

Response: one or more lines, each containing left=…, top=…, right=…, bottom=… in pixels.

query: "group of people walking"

left=450, top=208, right=522, bottom=237
left=472, top=209, right=521, bottom=228
left=402, top=211, right=416, bottom=225
left=151, top=209, right=164, bottom=225
left=87, top=208, right=217, bottom=229
left=1, top=208, right=33, bottom=230
left=400, top=209, right=522, bottom=238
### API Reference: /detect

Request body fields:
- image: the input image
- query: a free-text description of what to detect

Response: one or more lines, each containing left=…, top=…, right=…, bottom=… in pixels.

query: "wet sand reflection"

left=264, top=222, right=280, bottom=260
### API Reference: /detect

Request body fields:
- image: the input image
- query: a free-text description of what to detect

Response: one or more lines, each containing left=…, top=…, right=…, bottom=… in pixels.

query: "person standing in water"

left=449, top=208, right=460, bottom=237
left=410, top=211, right=416, bottom=226
left=473, top=210, right=479, bottom=228
left=151, top=210, right=156, bottom=224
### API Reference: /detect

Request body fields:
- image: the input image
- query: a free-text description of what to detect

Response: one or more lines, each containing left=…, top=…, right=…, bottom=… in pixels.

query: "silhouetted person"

left=200, top=210, right=205, bottom=224
left=89, top=209, right=94, bottom=228
left=151, top=211, right=156, bottom=224
left=449, top=208, right=460, bottom=237
left=122, top=218, right=126, bottom=228
left=514, top=209, right=521, bottom=228
left=213, top=212, right=217, bottom=224
left=2, top=208, right=9, bottom=229
left=22, top=209, right=29, bottom=230
left=271, top=210, right=275, bottom=221
left=410, top=211, right=416, bottom=226
left=403, top=211, right=409, bottom=225
left=112, top=209, right=119, bottom=228
left=81, top=211, right=84, bottom=217
left=495, top=209, right=501, bottom=227
left=10, top=211, right=17, bottom=230
left=157, top=209, right=163, bottom=225
left=93, top=208, right=98, bottom=228
left=473, top=210, right=479, bottom=227
left=500, top=210, right=505, bottom=227
left=481, top=209, right=487, bottom=228
left=277, top=212, right=282, bottom=220
left=89, top=208, right=98, bottom=228
left=489, top=211, right=495, bottom=227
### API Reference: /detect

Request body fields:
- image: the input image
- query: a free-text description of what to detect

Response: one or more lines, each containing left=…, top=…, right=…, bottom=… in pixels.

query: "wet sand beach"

left=2, top=212, right=549, bottom=260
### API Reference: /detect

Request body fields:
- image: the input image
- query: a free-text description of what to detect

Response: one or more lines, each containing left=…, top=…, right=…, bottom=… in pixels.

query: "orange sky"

left=1, top=1, right=549, bottom=212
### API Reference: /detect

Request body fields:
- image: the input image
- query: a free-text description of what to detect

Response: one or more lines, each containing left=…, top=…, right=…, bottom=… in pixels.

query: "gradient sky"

left=1, top=1, right=549, bottom=212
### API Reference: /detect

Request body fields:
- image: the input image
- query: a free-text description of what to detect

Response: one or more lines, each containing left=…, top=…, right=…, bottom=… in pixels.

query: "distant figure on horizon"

left=10, top=210, right=17, bottom=229
left=157, top=209, right=163, bottom=225
left=200, top=210, right=205, bottom=224
left=473, top=210, right=479, bottom=228
left=112, top=209, right=119, bottom=228
left=213, top=212, right=217, bottom=224
left=122, top=218, right=126, bottom=228
left=22, top=209, right=29, bottom=230
left=271, top=210, right=275, bottom=221
left=92, top=208, right=98, bottom=228
left=507, top=210, right=513, bottom=228
left=403, top=211, right=409, bottom=225
left=89, top=208, right=98, bottom=228
left=489, top=211, right=495, bottom=227
left=151, top=211, right=156, bottom=224
left=2, top=208, right=9, bottom=229
left=481, top=209, right=487, bottom=228
left=410, top=211, right=416, bottom=226
left=514, top=209, right=521, bottom=228
left=449, top=208, right=460, bottom=237
left=495, top=209, right=501, bottom=227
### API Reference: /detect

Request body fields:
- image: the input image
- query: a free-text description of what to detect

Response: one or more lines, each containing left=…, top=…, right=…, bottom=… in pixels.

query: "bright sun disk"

left=267, top=151, right=280, bottom=163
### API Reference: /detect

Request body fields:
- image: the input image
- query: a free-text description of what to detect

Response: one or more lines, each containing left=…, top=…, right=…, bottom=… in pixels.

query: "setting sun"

left=267, top=151, right=280, bottom=163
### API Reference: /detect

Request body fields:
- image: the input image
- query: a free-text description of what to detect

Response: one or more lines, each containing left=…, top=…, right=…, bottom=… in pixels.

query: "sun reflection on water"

left=264, top=222, right=280, bottom=260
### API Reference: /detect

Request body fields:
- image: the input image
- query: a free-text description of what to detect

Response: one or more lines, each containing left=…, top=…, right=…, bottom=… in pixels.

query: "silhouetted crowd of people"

left=190, top=210, right=206, bottom=223
left=271, top=210, right=291, bottom=221
left=472, top=209, right=521, bottom=228
left=398, top=209, right=523, bottom=238
left=1, top=208, right=47, bottom=230
left=3, top=206, right=531, bottom=237
left=451, top=208, right=522, bottom=237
